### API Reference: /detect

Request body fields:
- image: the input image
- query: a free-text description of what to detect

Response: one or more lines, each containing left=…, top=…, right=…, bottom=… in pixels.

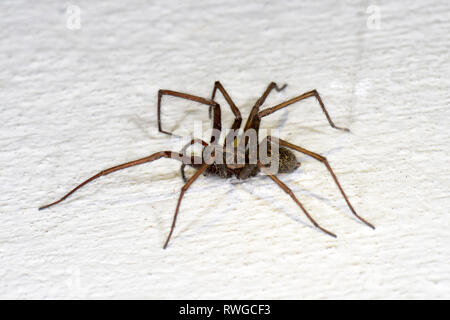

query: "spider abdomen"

left=278, top=147, right=300, bottom=173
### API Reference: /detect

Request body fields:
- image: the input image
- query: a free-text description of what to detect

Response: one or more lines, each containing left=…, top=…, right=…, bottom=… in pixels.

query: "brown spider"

left=39, top=81, right=374, bottom=249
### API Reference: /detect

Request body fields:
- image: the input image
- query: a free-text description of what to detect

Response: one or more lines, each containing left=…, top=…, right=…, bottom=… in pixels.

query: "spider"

left=39, top=81, right=374, bottom=249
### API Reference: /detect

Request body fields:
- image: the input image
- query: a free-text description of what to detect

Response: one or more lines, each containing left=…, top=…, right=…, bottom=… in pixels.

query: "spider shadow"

left=232, top=175, right=346, bottom=234
left=166, top=176, right=237, bottom=245
left=230, top=160, right=364, bottom=234
left=256, top=107, right=359, bottom=230
left=163, top=144, right=360, bottom=245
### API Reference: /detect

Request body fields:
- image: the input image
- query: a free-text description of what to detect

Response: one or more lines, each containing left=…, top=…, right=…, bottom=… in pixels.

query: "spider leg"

left=179, top=138, right=208, bottom=183
left=164, top=161, right=212, bottom=249
left=257, top=161, right=336, bottom=237
left=240, top=82, right=287, bottom=159
left=38, top=151, right=191, bottom=210
left=243, top=82, right=287, bottom=132
left=209, top=81, right=243, bottom=146
left=257, top=89, right=349, bottom=132
left=179, top=138, right=209, bottom=155
left=256, top=82, right=287, bottom=107
left=267, top=136, right=374, bottom=229
left=157, top=89, right=221, bottom=144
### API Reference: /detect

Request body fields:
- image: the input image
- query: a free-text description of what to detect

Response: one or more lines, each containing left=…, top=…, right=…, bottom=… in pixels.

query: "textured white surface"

left=1, top=0, right=449, bottom=299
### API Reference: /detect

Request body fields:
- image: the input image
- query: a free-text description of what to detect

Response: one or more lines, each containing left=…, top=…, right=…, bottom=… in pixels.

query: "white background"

left=1, top=0, right=449, bottom=299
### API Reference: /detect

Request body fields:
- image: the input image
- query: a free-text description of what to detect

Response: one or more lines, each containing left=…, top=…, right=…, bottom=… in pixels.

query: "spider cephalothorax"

left=40, top=81, right=374, bottom=249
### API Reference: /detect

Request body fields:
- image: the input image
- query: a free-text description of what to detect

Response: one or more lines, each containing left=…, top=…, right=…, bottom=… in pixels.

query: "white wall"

left=1, top=0, right=448, bottom=299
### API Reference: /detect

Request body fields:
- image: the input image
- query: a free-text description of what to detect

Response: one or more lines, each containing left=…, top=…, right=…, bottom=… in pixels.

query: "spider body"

left=193, top=146, right=299, bottom=180
left=39, top=81, right=374, bottom=249
left=204, top=163, right=235, bottom=179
